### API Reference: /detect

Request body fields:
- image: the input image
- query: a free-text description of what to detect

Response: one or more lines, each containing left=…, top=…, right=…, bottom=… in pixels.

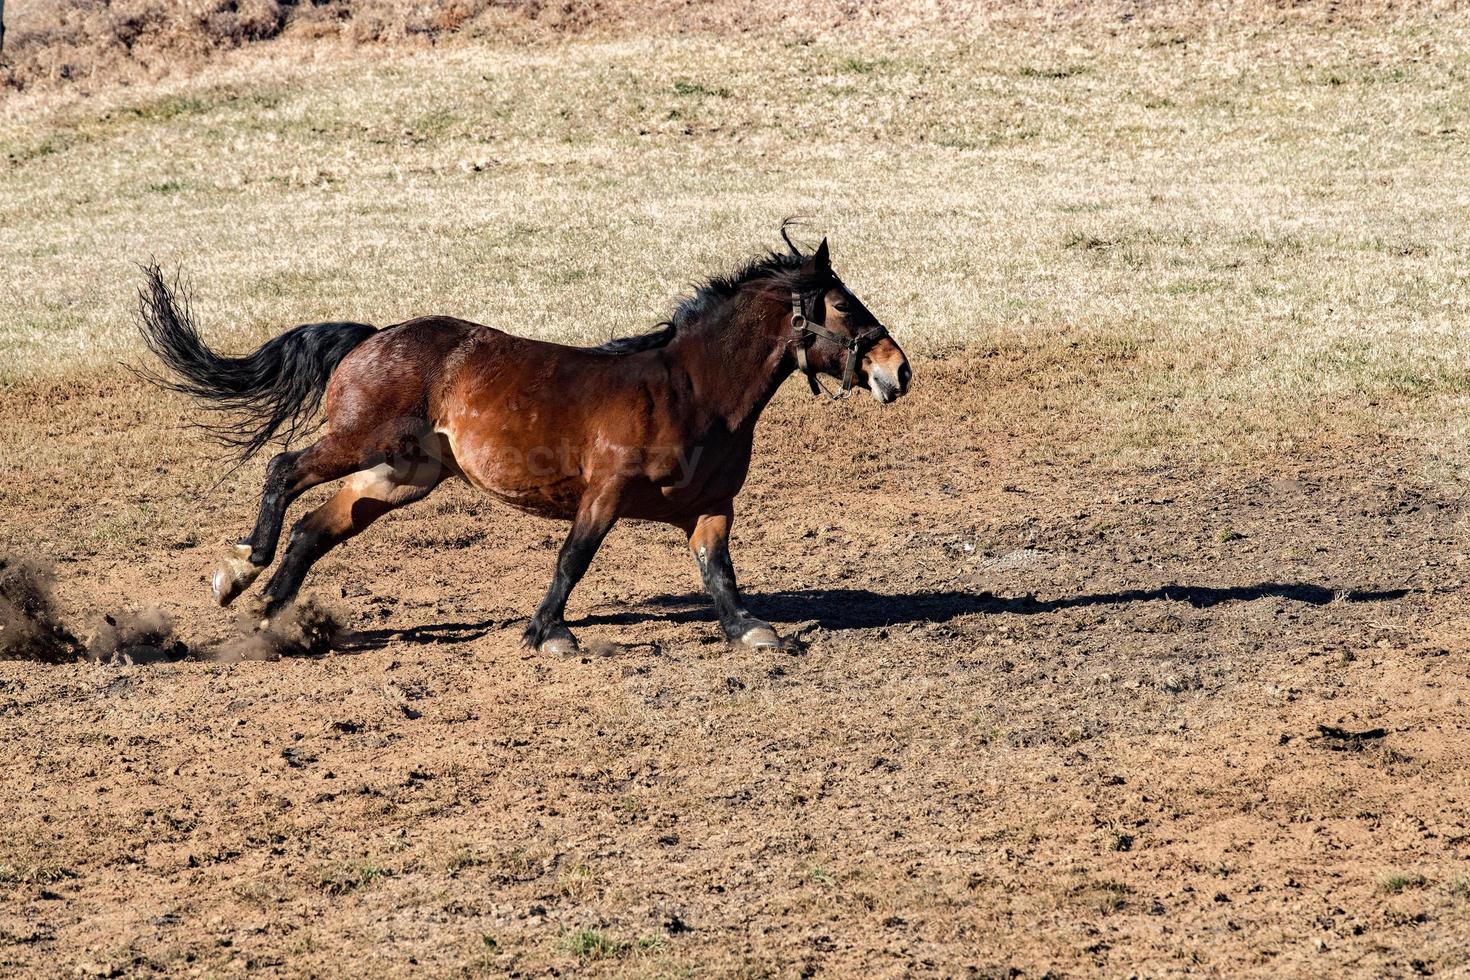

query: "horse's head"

left=788, top=238, right=911, bottom=403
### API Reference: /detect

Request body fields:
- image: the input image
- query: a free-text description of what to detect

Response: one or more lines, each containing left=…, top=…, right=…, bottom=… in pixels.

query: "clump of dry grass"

left=3, top=0, right=288, bottom=90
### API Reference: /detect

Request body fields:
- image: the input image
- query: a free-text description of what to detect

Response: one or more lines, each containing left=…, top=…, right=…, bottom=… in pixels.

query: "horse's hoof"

left=212, top=555, right=264, bottom=607
left=540, top=633, right=581, bottom=657
left=737, top=624, right=782, bottom=649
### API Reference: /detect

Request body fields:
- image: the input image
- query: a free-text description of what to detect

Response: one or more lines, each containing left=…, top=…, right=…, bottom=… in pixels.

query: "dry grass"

left=5, top=0, right=1459, bottom=91
left=2, top=15, right=1468, bottom=467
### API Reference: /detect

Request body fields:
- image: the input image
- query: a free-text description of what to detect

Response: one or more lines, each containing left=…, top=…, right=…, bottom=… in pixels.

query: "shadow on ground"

left=349, top=582, right=1412, bottom=647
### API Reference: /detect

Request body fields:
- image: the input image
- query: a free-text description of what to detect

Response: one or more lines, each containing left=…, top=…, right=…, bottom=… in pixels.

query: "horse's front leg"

left=523, top=488, right=620, bottom=656
left=685, top=503, right=781, bottom=649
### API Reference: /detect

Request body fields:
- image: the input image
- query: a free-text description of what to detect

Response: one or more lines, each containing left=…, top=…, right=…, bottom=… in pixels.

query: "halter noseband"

left=789, top=289, right=890, bottom=399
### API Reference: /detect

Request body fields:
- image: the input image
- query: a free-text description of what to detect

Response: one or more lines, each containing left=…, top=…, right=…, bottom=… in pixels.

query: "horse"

left=136, top=233, right=911, bottom=654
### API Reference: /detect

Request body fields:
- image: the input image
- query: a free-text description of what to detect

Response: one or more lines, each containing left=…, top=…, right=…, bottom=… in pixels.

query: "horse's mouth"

left=867, top=360, right=910, bottom=404
left=870, top=377, right=900, bottom=404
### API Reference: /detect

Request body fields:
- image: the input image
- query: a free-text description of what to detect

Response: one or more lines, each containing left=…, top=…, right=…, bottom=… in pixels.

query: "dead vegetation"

left=2, top=0, right=1462, bottom=91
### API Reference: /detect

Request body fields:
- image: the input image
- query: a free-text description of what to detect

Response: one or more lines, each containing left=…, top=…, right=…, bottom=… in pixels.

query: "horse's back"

left=329, top=313, right=665, bottom=422
left=323, top=315, right=487, bottom=429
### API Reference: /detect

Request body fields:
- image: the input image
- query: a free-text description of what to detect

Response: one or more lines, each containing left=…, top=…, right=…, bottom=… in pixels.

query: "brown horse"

left=138, top=235, right=910, bottom=653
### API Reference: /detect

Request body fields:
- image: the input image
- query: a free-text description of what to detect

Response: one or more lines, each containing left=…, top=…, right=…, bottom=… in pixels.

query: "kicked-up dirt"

left=0, top=361, right=1468, bottom=976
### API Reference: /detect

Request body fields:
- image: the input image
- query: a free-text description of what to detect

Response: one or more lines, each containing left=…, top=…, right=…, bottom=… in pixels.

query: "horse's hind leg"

left=255, top=453, right=446, bottom=619
left=212, top=440, right=363, bottom=607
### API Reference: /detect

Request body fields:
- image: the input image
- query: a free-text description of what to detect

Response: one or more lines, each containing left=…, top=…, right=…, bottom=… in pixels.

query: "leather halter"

left=788, top=289, right=890, bottom=399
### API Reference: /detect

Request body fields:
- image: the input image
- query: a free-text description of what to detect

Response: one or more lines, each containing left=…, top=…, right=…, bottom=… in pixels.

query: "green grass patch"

left=840, top=56, right=890, bottom=74
left=1380, top=872, right=1429, bottom=894
left=564, top=929, right=625, bottom=959
left=672, top=79, right=730, bottom=97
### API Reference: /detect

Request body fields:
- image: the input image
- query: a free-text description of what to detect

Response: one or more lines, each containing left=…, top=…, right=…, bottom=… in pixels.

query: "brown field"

left=3, top=3, right=1470, bottom=976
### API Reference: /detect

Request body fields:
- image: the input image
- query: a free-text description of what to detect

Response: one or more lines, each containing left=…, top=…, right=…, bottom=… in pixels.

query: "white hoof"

left=212, top=554, right=264, bottom=607
left=738, top=625, right=782, bottom=649
left=540, top=634, right=580, bottom=657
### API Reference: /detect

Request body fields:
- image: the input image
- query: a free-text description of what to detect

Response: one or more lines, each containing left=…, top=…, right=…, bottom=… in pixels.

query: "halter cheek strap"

left=789, top=289, right=890, bottom=400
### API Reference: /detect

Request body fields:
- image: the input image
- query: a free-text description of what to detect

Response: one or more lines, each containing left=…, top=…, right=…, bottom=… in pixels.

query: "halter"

left=788, top=289, right=890, bottom=399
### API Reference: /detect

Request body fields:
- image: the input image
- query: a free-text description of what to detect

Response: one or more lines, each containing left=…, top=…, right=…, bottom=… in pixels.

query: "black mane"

left=590, top=248, right=826, bottom=355
left=593, top=321, right=677, bottom=354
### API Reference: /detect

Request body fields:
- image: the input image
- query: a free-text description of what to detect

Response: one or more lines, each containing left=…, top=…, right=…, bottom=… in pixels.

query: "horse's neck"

left=672, top=293, right=792, bottom=432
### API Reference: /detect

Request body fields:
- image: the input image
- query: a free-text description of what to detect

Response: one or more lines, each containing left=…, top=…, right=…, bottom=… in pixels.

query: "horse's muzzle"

left=869, top=359, right=911, bottom=403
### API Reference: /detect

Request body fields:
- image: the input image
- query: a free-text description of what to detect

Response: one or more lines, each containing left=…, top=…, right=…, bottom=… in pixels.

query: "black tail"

left=135, top=264, right=377, bottom=462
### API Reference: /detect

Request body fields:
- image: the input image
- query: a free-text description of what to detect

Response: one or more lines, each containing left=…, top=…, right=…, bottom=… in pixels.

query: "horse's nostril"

left=897, top=362, right=912, bottom=392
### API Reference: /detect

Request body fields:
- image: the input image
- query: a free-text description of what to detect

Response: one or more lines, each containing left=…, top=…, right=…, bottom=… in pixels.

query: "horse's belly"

left=437, top=424, right=583, bottom=521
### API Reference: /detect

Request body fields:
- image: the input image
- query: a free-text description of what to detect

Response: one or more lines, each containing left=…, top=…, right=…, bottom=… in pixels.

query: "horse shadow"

left=584, top=582, right=1411, bottom=631
left=347, top=582, right=1412, bottom=647
left=344, top=617, right=519, bottom=650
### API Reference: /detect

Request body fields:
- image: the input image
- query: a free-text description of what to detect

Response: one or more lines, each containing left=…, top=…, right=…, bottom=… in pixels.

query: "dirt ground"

left=1, top=361, right=1468, bottom=977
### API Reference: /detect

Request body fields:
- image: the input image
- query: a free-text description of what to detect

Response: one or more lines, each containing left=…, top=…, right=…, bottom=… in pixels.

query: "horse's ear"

left=780, top=220, right=802, bottom=257
left=814, top=238, right=830, bottom=267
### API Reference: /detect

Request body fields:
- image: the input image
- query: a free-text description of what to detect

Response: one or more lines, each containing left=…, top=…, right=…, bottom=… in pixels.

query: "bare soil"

left=0, top=361, right=1467, bottom=976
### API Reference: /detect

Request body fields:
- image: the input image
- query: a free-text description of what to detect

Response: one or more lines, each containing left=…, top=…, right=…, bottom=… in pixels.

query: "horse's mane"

left=593, top=321, right=678, bottom=354
left=590, top=248, right=824, bottom=355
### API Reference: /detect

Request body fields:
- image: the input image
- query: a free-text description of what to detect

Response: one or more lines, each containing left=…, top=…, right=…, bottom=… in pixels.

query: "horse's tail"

left=135, top=263, right=378, bottom=462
